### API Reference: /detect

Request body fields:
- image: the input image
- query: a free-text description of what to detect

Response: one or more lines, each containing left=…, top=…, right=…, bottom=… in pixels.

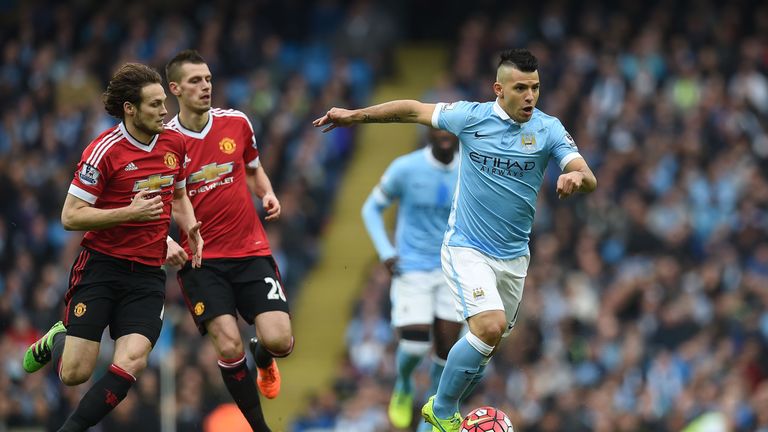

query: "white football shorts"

left=441, top=245, right=530, bottom=336
left=390, top=268, right=462, bottom=327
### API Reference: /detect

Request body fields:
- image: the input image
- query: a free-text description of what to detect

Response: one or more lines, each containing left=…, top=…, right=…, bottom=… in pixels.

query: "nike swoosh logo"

left=474, top=131, right=490, bottom=138
left=466, top=417, right=493, bottom=426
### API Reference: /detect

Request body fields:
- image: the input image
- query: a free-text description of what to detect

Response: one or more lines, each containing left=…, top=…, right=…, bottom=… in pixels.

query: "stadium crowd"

left=0, top=0, right=398, bottom=430
left=292, top=1, right=768, bottom=431
left=2, top=0, right=768, bottom=431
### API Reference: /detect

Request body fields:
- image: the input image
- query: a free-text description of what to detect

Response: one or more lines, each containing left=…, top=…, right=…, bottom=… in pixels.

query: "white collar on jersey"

left=119, top=122, right=159, bottom=152
left=493, top=100, right=520, bottom=125
left=424, top=146, right=459, bottom=170
left=172, top=110, right=213, bottom=139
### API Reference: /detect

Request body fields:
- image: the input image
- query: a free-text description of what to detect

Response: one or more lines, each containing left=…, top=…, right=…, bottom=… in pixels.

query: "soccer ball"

left=460, top=406, right=514, bottom=432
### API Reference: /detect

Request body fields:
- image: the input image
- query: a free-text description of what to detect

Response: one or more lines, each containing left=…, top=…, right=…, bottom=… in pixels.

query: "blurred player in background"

left=22, top=63, right=203, bottom=432
left=361, top=129, right=463, bottom=431
left=165, top=49, right=293, bottom=432
left=314, top=48, right=597, bottom=432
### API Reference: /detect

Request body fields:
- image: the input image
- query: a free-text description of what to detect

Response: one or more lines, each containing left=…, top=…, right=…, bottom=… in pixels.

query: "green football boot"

left=388, top=390, right=414, bottom=429
left=23, top=321, right=66, bottom=373
left=421, top=395, right=462, bottom=432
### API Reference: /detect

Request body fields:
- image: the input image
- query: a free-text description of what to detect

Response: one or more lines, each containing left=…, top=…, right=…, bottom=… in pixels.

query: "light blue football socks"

left=433, top=332, right=493, bottom=418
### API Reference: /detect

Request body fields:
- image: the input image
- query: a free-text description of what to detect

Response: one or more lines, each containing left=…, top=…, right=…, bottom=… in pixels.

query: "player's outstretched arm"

left=312, top=100, right=437, bottom=132
left=61, top=190, right=163, bottom=231
left=246, top=165, right=281, bottom=221
left=557, top=158, right=597, bottom=199
left=171, top=187, right=203, bottom=268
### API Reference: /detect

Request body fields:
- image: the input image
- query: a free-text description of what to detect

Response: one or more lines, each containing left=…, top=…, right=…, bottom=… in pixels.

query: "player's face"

left=176, top=62, right=212, bottom=113
left=494, top=66, right=540, bottom=123
left=132, top=83, right=168, bottom=136
left=430, top=129, right=458, bottom=155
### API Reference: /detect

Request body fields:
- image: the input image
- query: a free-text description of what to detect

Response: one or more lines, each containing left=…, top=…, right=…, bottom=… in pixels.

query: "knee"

left=263, top=335, right=294, bottom=357
left=113, top=351, right=149, bottom=377
left=261, top=334, right=294, bottom=358
left=116, top=357, right=148, bottom=377
left=216, top=336, right=245, bottom=360
left=254, top=312, right=293, bottom=356
left=474, top=319, right=507, bottom=346
left=59, top=363, right=92, bottom=386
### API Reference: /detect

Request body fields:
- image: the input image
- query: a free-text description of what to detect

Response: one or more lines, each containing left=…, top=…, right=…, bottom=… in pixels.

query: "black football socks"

left=218, top=355, right=271, bottom=432
left=57, top=364, right=135, bottom=432
left=51, top=332, right=65, bottom=376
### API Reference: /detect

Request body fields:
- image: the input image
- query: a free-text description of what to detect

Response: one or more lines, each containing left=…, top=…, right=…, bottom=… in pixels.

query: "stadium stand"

left=0, top=0, right=399, bottom=430
left=2, top=0, right=768, bottom=431
left=291, top=1, right=768, bottom=431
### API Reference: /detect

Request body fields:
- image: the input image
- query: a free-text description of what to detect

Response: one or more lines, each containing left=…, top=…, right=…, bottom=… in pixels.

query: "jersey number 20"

left=265, top=277, right=286, bottom=302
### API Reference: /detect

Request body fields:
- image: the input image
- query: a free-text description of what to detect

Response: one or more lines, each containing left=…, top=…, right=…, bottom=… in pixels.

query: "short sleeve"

left=241, top=115, right=260, bottom=169
left=176, top=136, right=188, bottom=189
left=432, top=101, right=475, bottom=136
left=376, top=158, right=406, bottom=204
left=68, top=145, right=111, bottom=204
left=548, top=119, right=582, bottom=170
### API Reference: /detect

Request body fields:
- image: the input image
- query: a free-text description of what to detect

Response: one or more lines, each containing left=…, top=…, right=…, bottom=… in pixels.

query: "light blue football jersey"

left=362, top=147, right=459, bottom=272
left=432, top=100, right=582, bottom=259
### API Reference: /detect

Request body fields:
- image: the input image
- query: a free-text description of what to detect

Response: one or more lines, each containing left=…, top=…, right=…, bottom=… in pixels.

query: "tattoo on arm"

left=362, top=114, right=402, bottom=123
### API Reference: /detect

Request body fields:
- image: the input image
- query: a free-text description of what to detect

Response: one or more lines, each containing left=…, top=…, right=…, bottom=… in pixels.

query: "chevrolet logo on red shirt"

left=188, top=162, right=234, bottom=184
left=133, top=174, right=175, bottom=191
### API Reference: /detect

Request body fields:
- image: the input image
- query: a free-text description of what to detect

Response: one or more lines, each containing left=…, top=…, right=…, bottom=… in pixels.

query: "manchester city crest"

left=520, top=134, right=537, bottom=153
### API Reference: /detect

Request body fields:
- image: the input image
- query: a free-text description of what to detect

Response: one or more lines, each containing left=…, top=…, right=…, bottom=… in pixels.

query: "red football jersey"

left=167, top=108, right=272, bottom=259
left=68, top=122, right=187, bottom=266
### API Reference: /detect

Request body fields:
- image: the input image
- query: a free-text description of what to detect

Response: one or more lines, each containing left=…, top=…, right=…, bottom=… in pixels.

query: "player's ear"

left=123, top=101, right=135, bottom=116
left=168, top=81, right=181, bottom=96
left=493, top=82, right=503, bottom=99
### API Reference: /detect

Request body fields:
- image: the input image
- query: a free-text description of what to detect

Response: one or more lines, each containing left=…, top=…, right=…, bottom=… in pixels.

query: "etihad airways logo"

left=469, top=151, right=536, bottom=178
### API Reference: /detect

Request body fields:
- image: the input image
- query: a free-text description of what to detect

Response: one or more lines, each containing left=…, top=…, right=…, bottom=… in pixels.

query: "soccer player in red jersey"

left=21, top=63, right=203, bottom=432
left=164, top=50, right=293, bottom=431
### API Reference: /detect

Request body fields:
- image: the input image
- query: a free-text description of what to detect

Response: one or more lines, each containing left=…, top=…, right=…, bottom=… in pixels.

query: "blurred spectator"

left=292, top=0, right=768, bottom=431
left=0, top=0, right=398, bottom=430
left=4, top=0, right=768, bottom=431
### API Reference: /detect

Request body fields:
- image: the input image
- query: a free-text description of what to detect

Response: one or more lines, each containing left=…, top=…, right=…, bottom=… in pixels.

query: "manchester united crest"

left=164, top=152, right=178, bottom=169
left=219, top=138, right=236, bottom=154
left=74, top=302, right=87, bottom=317
left=194, top=302, right=205, bottom=316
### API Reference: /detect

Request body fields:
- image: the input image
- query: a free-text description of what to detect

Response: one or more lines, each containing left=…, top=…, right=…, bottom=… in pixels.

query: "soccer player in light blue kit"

left=315, top=48, right=597, bottom=432
left=361, top=128, right=464, bottom=430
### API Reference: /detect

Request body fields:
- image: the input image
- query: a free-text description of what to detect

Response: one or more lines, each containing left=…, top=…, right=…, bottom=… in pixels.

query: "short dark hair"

left=102, top=63, right=162, bottom=120
left=498, top=49, right=538, bottom=73
left=165, top=49, right=207, bottom=83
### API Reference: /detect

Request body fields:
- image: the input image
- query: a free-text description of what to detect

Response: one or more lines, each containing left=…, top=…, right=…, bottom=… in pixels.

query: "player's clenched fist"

left=556, top=171, right=585, bottom=199
left=165, top=237, right=188, bottom=268
left=263, top=193, right=281, bottom=221
left=129, top=189, right=164, bottom=221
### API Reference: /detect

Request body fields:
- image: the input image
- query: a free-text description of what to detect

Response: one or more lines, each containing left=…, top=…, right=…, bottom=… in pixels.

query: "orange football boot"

left=250, top=338, right=281, bottom=399
left=257, top=359, right=281, bottom=399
